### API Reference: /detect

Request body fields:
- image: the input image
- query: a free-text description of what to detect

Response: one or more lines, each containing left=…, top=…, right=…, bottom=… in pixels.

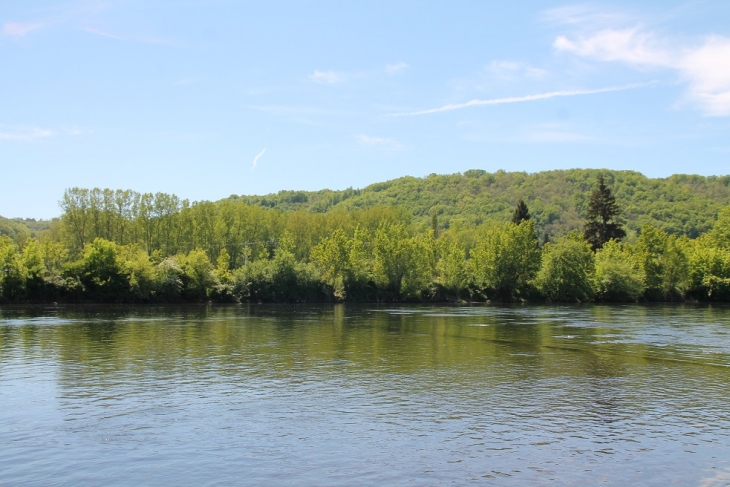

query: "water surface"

left=1, top=304, right=729, bottom=486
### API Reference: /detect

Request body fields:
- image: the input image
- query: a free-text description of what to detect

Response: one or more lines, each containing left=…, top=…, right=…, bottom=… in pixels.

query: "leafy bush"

left=536, top=232, right=595, bottom=302
left=594, top=240, right=645, bottom=302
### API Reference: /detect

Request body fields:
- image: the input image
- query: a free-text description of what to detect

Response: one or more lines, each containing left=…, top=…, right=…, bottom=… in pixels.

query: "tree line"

left=3, top=178, right=730, bottom=304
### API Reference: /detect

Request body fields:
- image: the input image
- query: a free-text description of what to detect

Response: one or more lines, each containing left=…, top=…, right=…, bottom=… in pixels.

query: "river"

left=1, top=304, right=729, bottom=486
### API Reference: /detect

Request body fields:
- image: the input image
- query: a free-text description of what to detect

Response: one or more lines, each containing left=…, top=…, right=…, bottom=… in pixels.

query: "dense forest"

left=231, top=169, right=730, bottom=238
left=2, top=168, right=730, bottom=304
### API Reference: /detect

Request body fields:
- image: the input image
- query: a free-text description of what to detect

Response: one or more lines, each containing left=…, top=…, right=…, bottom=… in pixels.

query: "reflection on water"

left=1, top=304, right=729, bottom=486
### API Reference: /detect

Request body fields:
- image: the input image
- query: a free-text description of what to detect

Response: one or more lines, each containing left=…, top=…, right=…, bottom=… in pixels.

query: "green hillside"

left=3, top=168, right=729, bottom=244
left=0, top=216, right=53, bottom=243
left=232, top=169, right=730, bottom=239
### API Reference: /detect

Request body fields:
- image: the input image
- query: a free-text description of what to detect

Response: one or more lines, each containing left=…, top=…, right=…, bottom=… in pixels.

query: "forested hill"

left=231, top=169, right=730, bottom=238
left=0, top=216, right=52, bottom=242
left=2, top=169, right=730, bottom=243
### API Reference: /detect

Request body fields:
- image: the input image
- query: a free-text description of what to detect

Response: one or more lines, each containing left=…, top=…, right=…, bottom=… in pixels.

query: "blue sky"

left=1, top=0, right=729, bottom=218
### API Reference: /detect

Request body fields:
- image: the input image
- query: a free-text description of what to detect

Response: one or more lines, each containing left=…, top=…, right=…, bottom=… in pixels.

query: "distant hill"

left=5, top=169, right=730, bottom=244
left=230, top=169, right=730, bottom=239
left=0, top=216, right=53, bottom=243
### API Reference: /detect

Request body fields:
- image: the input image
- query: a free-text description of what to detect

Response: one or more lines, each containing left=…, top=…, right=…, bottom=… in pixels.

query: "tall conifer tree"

left=583, top=176, right=625, bottom=251
left=511, top=199, right=531, bottom=224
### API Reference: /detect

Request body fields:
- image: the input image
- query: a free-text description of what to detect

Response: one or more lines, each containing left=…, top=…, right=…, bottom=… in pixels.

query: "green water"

left=1, top=304, right=729, bottom=486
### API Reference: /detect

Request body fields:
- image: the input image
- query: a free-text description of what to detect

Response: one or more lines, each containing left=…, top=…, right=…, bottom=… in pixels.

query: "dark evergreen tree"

left=511, top=199, right=531, bottom=224
left=583, top=176, right=626, bottom=251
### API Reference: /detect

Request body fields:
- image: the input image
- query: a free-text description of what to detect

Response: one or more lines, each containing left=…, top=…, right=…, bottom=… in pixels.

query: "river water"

left=1, top=304, right=729, bottom=486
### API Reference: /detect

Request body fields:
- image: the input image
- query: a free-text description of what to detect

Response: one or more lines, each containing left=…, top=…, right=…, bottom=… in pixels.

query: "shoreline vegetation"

left=3, top=168, right=730, bottom=304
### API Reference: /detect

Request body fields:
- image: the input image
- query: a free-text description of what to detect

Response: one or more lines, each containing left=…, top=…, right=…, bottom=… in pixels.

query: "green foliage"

left=371, top=222, right=433, bottom=300
left=686, top=237, right=730, bottom=300
left=232, top=246, right=322, bottom=303
left=21, top=239, right=49, bottom=299
left=707, top=207, right=730, bottom=249
left=65, top=238, right=128, bottom=301
left=155, top=258, right=184, bottom=301
left=435, top=238, right=469, bottom=299
left=661, top=236, right=690, bottom=298
left=230, top=169, right=730, bottom=239
left=536, top=232, right=595, bottom=302
left=632, top=224, right=689, bottom=299
left=0, top=236, right=27, bottom=302
left=634, top=224, right=667, bottom=298
left=7, top=170, right=730, bottom=304
left=471, top=221, right=541, bottom=300
left=178, top=249, right=219, bottom=301
left=594, top=240, right=645, bottom=302
left=310, top=228, right=352, bottom=300
left=119, top=245, right=158, bottom=301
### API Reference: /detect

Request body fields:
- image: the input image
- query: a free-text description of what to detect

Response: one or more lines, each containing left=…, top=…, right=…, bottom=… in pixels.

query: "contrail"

left=389, top=82, right=654, bottom=116
left=251, top=148, right=266, bottom=170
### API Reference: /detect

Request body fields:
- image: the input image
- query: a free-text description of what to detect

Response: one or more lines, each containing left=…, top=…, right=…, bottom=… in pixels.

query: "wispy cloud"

left=390, top=83, right=650, bottom=116
left=83, top=27, right=122, bottom=40
left=83, top=27, right=174, bottom=45
left=488, top=60, right=547, bottom=80
left=310, top=70, right=343, bottom=84
left=251, top=148, right=266, bottom=170
left=355, top=134, right=403, bottom=151
left=310, top=65, right=405, bottom=84
left=1, top=21, right=46, bottom=39
left=175, top=77, right=197, bottom=86
left=527, top=130, right=593, bottom=143
left=62, top=126, right=89, bottom=136
left=386, top=62, right=409, bottom=74
left=249, top=104, right=346, bottom=116
left=0, top=127, right=55, bottom=141
left=1, top=3, right=174, bottom=45
left=542, top=6, right=634, bottom=29
left=553, top=18, right=730, bottom=116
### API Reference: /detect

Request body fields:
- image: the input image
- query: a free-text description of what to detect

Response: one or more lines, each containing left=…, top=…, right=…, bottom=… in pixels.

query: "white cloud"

left=554, top=28, right=671, bottom=65
left=251, top=148, right=266, bottom=170
left=554, top=26, right=730, bottom=116
left=390, top=83, right=649, bottom=116
left=310, top=70, right=343, bottom=84
left=386, top=62, right=409, bottom=74
left=679, top=36, right=730, bottom=116
left=1, top=21, right=46, bottom=38
left=0, top=127, right=54, bottom=141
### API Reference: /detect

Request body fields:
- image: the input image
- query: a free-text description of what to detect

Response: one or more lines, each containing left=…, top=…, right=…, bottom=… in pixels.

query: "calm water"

left=1, top=304, right=730, bottom=486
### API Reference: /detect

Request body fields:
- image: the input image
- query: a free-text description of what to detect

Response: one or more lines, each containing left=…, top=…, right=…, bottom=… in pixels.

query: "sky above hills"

left=2, top=0, right=730, bottom=218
